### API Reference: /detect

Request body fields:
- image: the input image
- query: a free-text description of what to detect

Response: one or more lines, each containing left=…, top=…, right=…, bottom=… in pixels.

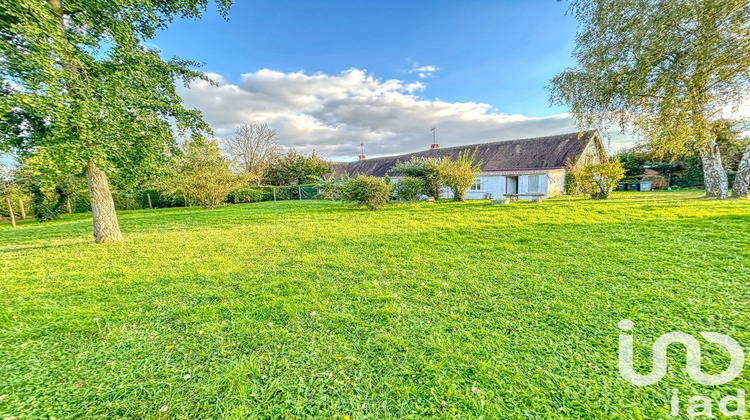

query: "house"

left=331, top=130, right=607, bottom=200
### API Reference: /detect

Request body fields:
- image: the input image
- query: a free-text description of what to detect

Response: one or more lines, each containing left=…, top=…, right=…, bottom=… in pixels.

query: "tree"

left=0, top=0, right=232, bottom=242
left=570, top=162, right=626, bottom=200
left=223, top=123, right=281, bottom=185
left=391, top=157, right=442, bottom=198
left=0, top=164, right=17, bottom=227
left=734, top=144, right=750, bottom=198
left=264, top=151, right=332, bottom=186
left=340, top=175, right=393, bottom=211
left=155, top=137, right=247, bottom=209
left=394, top=177, right=425, bottom=201
left=436, top=149, right=483, bottom=202
left=550, top=0, right=750, bottom=200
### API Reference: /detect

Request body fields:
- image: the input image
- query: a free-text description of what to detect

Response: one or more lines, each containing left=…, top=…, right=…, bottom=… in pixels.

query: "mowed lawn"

left=0, top=191, right=748, bottom=419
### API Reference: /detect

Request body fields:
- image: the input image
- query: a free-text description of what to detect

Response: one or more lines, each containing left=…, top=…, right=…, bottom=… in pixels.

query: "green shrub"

left=570, top=162, right=626, bottom=200
left=228, top=186, right=266, bottom=203
left=340, top=175, right=393, bottom=210
left=395, top=177, right=424, bottom=201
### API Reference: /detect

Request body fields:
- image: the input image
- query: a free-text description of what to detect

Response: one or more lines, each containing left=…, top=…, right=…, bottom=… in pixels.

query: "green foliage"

left=436, top=148, right=483, bottom=202
left=155, top=137, right=248, bottom=209
left=313, top=174, right=341, bottom=201
left=712, top=120, right=749, bottom=171
left=564, top=171, right=581, bottom=196
left=1, top=193, right=748, bottom=417
left=570, top=161, right=626, bottom=200
left=0, top=0, right=231, bottom=174
left=391, top=157, right=442, bottom=198
left=550, top=0, right=750, bottom=157
left=340, top=174, right=393, bottom=210
left=0, top=0, right=232, bottom=237
left=672, top=155, right=705, bottom=188
left=395, top=176, right=425, bottom=201
left=228, top=186, right=266, bottom=203
left=264, top=151, right=332, bottom=186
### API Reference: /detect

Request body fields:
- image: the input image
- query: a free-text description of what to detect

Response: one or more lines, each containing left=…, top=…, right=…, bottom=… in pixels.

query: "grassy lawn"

left=0, top=191, right=748, bottom=418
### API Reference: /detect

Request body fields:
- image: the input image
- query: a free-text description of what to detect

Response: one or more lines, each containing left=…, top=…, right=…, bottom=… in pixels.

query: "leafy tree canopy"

left=550, top=0, right=750, bottom=157
left=264, top=151, right=332, bottom=186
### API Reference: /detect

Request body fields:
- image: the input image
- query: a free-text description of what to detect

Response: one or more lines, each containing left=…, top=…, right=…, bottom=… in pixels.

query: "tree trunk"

left=85, top=162, right=124, bottom=243
left=66, top=198, right=73, bottom=213
left=700, top=152, right=717, bottom=197
left=700, top=141, right=728, bottom=199
left=19, top=200, right=26, bottom=219
left=5, top=197, right=16, bottom=228
left=731, top=144, right=750, bottom=198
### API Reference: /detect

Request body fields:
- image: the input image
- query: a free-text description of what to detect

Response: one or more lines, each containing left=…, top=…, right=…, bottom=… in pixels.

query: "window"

left=470, top=179, right=481, bottom=191
left=527, top=175, right=540, bottom=193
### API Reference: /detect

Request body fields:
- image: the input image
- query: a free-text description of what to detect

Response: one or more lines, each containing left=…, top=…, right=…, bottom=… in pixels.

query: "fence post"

left=298, top=186, right=302, bottom=200
left=147, top=193, right=153, bottom=209
left=5, top=197, right=16, bottom=228
left=19, top=199, right=26, bottom=219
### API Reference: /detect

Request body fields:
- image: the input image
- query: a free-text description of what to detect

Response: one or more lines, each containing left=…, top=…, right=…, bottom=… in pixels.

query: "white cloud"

left=408, top=64, right=440, bottom=79
left=178, top=68, right=632, bottom=160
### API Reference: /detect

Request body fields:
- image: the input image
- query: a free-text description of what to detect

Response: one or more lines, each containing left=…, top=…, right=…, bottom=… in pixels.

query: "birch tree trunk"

left=701, top=152, right=717, bottom=197
left=732, top=144, right=750, bottom=198
left=85, top=162, right=124, bottom=243
left=5, top=197, right=16, bottom=228
left=700, top=141, right=728, bottom=199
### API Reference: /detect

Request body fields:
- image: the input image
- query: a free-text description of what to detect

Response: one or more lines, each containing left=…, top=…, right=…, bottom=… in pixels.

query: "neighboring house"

left=331, top=131, right=607, bottom=200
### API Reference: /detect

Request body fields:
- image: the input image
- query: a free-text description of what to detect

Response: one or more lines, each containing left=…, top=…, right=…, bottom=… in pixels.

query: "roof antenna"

left=359, top=143, right=366, bottom=161
left=430, top=127, right=440, bottom=150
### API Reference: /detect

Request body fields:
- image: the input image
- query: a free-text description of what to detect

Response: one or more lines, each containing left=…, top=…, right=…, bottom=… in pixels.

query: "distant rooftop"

left=331, top=130, right=599, bottom=178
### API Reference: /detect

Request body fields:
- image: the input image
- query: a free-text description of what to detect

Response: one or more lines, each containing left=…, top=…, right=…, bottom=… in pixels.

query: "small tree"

left=264, top=151, right=332, bottom=186
left=436, top=149, right=483, bottom=202
left=340, top=175, right=393, bottom=211
left=312, top=173, right=343, bottom=201
left=391, top=157, right=442, bottom=198
left=395, top=176, right=425, bottom=201
left=223, top=123, right=281, bottom=185
left=571, top=162, right=626, bottom=200
left=157, top=137, right=247, bottom=209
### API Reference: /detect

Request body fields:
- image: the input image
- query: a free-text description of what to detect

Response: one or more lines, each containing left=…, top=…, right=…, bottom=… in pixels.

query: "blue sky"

left=154, top=0, right=577, bottom=118
left=2, top=1, right=605, bottom=166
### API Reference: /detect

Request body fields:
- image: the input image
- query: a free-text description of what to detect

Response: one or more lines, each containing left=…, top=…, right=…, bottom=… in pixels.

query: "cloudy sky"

left=149, top=0, right=642, bottom=160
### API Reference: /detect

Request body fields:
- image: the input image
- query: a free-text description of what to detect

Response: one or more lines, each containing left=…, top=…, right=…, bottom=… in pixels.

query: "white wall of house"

left=394, top=171, right=569, bottom=200
left=547, top=169, right=566, bottom=197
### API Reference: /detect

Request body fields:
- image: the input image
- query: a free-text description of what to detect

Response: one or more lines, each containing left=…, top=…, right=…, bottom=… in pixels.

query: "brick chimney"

left=430, top=143, right=440, bottom=150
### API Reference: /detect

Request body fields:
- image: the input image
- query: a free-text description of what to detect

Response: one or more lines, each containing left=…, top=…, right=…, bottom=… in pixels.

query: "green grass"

left=0, top=191, right=748, bottom=419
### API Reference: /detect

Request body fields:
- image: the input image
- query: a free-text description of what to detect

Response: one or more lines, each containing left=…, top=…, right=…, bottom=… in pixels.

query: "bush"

left=395, top=177, right=424, bottom=201
left=641, top=175, right=667, bottom=189
left=570, top=162, right=626, bottom=200
left=155, top=137, right=249, bottom=209
left=391, top=157, right=442, bottom=198
left=228, top=186, right=266, bottom=203
left=436, top=148, right=483, bottom=202
left=340, top=175, right=393, bottom=210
